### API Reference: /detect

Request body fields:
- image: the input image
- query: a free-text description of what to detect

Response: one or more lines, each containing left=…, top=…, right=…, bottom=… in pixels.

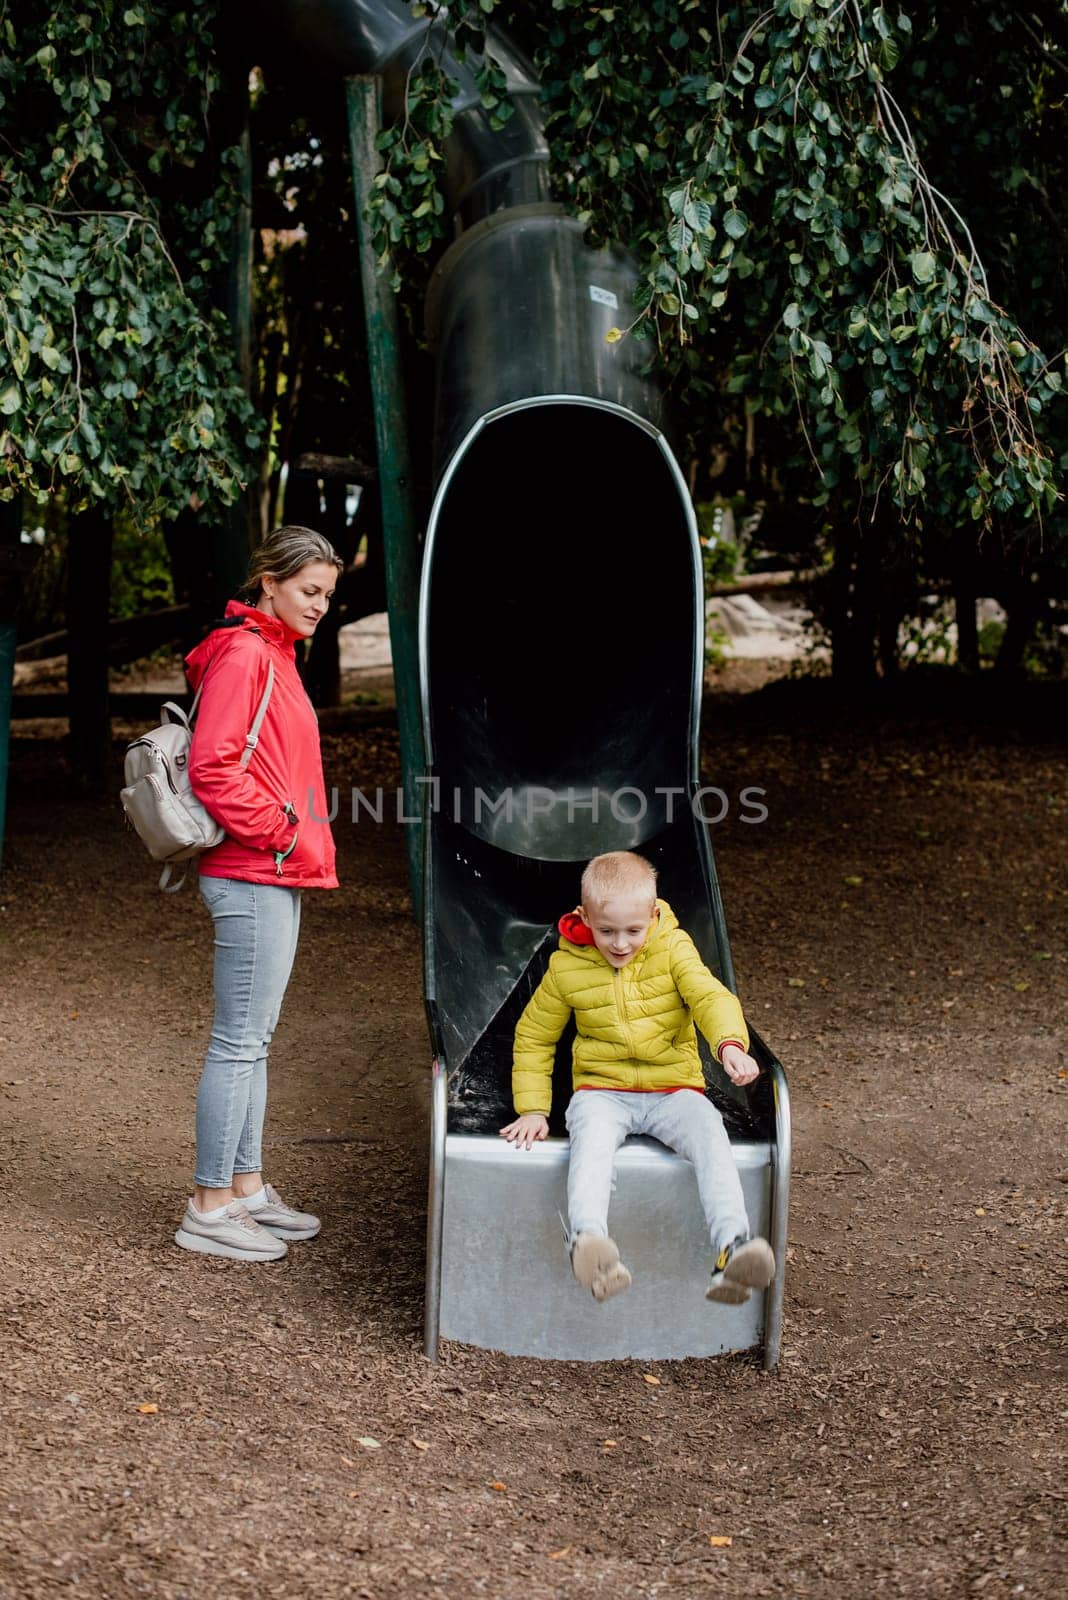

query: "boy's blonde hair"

left=580, top=851, right=658, bottom=910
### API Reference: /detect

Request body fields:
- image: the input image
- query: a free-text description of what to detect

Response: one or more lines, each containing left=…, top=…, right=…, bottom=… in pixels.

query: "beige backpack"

left=120, top=663, right=274, bottom=892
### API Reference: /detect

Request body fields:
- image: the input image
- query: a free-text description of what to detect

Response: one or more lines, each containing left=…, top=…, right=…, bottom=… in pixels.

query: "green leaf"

left=723, top=209, right=747, bottom=240
left=683, top=198, right=711, bottom=232
left=0, top=386, right=20, bottom=416
left=910, top=251, right=936, bottom=285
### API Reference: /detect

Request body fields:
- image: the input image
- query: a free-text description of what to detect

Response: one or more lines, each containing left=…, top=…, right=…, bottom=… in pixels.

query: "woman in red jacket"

left=174, top=526, right=344, bottom=1262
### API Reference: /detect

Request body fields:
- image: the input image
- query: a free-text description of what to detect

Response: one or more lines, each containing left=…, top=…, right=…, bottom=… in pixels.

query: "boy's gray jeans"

left=564, top=1088, right=750, bottom=1256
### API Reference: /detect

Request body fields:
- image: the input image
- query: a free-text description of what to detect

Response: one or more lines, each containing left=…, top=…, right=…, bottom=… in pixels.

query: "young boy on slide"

left=501, top=850, right=775, bottom=1305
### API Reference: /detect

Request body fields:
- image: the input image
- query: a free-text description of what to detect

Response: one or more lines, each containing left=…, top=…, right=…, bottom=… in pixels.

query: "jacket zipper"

left=612, top=967, right=638, bottom=1081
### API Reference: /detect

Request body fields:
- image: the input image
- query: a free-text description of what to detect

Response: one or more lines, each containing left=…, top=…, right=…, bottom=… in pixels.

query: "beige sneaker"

left=706, top=1236, right=775, bottom=1305
left=570, top=1232, right=632, bottom=1302
left=175, top=1200, right=288, bottom=1262
left=243, top=1183, right=320, bottom=1241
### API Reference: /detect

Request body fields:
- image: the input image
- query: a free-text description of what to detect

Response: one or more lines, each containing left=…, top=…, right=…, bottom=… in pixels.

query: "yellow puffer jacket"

left=512, top=899, right=749, bottom=1115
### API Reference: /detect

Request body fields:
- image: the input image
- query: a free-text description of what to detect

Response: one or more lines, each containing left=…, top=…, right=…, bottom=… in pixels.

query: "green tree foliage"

left=364, top=0, right=1065, bottom=551
left=365, top=2, right=513, bottom=290
left=898, top=7, right=1067, bottom=586
left=0, top=1, right=258, bottom=522
left=5, top=0, right=1062, bottom=668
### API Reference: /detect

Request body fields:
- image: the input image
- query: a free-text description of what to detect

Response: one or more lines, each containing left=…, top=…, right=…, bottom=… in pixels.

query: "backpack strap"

left=239, top=661, right=275, bottom=769
left=186, top=635, right=275, bottom=767
left=161, top=701, right=192, bottom=730
left=159, top=863, right=187, bottom=894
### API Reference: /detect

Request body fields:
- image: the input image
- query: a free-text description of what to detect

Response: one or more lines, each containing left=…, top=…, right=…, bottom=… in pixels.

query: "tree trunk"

left=996, top=602, right=1038, bottom=677
left=955, top=585, right=979, bottom=673
left=877, top=596, right=905, bottom=679
left=67, top=507, right=114, bottom=789
left=294, top=474, right=342, bottom=706
left=829, top=526, right=877, bottom=688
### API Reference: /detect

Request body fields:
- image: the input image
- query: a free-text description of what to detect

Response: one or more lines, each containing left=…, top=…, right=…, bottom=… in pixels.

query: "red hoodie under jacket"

left=186, top=601, right=338, bottom=889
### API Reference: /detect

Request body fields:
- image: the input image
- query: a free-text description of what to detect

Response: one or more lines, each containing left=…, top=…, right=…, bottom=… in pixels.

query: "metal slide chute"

left=420, top=385, right=789, bottom=1363
left=250, top=0, right=790, bottom=1365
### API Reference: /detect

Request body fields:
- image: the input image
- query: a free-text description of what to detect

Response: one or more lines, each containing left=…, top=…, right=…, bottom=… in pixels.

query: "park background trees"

left=1, top=0, right=1065, bottom=783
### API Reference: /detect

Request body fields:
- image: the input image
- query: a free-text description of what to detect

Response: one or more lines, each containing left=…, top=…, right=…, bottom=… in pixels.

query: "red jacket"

left=186, top=601, right=338, bottom=889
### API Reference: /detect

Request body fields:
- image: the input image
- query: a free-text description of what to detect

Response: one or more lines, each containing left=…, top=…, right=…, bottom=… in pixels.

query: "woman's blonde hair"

left=580, top=851, right=658, bottom=910
left=242, top=525, right=345, bottom=602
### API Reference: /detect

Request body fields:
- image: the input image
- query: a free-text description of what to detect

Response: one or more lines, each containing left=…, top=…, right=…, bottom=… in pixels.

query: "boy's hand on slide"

left=720, top=1043, right=760, bottom=1086
left=500, top=1113, right=549, bottom=1150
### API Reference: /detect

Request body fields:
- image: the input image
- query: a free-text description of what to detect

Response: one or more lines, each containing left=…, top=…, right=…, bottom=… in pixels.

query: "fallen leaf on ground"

left=356, top=1437, right=380, bottom=1450
left=411, top=1438, right=431, bottom=1451
left=549, top=1547, right=572, bottom=1560
left=787, top=977, right=805, bottom=988
left=340, top=1455, right=356, bottom=1468
left=490, top=1481, right=507, bottom=1492
left=1014, top=982, right=1031, bottom=992
left=709, top=1534, right=733, bottom=1547
left=975, top=1207, right=986, bottom=1216
left=642, top=1374, right=660, bottom=1386
left=602, top=1440, right=618, bottom=1449
left=843, top=875, right=863, bottom=887
left=136, top=1403, right=158, bottom=1415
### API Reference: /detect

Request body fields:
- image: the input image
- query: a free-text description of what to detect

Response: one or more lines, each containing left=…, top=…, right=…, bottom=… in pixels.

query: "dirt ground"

left=0, top=674, right=1064, bottom=1600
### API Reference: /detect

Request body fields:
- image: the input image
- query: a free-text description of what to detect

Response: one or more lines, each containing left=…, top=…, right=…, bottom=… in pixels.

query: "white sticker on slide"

left=588, top=284, right=619, bottom=309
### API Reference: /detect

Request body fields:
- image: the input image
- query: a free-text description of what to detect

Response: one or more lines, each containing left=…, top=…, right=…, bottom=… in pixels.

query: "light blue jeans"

left=565, top=1088, right=751, bottom=1254
left=194, top=877, right=302, bottom=1188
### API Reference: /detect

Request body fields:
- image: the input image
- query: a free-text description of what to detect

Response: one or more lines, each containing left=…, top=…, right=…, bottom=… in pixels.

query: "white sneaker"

left=243, top=1183, right=320, bottom=1241
left=174, top=1200, right=288, bottom=1262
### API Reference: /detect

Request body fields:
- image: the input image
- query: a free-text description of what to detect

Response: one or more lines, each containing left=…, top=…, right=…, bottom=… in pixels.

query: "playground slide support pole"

left=423, top=1057, right=447, bottom=1361
left=345, top=74, right=424, bottom=913
left=764, top=1059, right=791, bottom=1371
